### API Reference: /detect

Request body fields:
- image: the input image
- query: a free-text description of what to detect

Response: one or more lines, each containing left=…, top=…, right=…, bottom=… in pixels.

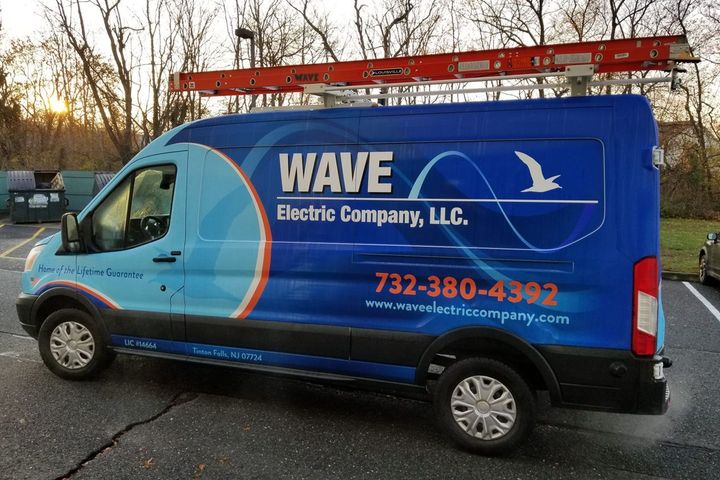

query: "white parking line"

left=683, top=281, right=720, bottom=324
left=9, top=333, right=34, bottom=340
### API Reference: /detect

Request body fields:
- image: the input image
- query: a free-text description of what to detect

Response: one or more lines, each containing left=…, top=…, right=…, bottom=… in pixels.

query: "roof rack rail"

left=171, top=35, right=698, bottom=105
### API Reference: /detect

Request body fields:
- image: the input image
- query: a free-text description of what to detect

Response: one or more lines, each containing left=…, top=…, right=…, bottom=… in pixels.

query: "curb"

left=662, top=271, right=697, bottom=282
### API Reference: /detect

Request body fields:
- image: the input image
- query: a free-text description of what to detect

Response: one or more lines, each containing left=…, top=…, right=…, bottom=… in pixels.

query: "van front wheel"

left=434, top=357, right=536, bottom=455
left=38, top=308, right=114, bottom=380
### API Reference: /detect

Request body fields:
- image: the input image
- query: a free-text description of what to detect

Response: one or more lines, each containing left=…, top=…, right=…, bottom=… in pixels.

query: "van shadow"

left=104, top=354, right=442, bottom=440
left=92, top=355, right=693, bottom=477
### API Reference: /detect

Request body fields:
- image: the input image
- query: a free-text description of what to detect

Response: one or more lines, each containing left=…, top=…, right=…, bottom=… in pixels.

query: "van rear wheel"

left=38, top=308, right=114, bottom=380
left=434, top=357, right=535, bottom=455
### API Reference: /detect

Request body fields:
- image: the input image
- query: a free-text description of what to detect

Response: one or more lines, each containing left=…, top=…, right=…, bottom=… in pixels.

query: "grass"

left=661, top=217, right=718, bottom=273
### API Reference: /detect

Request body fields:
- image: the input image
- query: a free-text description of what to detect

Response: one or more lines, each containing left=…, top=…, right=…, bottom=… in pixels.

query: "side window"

left=92, top=177, right=131, bottom=251
left=92, top=165, right=176, bottom=251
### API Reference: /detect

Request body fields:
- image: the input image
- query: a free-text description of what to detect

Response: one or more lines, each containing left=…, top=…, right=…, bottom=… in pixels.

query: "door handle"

left=153, top=256, right=176, bottom=263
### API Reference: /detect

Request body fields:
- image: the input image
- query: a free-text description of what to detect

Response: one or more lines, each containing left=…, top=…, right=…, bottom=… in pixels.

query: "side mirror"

left=61, top=213, right=82, bottom=253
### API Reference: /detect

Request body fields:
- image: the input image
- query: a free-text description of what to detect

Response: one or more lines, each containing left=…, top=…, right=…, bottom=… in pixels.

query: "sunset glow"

left=47, top=95, right=68, bottom=114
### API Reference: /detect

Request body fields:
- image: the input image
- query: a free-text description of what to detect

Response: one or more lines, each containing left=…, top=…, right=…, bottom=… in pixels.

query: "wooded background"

left=0, top=0, right=718, bottom=217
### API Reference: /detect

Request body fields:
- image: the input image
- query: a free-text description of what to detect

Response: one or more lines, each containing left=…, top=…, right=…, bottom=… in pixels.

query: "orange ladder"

left=170, top=35, right=697, bottom=101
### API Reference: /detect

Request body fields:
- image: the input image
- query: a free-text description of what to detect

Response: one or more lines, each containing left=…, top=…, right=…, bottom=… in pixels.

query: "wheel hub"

left=475, top=400, right=491, bottom=415
left=49, top=321, right=95, bottom=370
left=451, top=375, right=517, bottom=440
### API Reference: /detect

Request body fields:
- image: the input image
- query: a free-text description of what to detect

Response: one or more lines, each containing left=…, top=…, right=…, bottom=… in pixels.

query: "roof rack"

left=170, top=35, right=698, bottom=106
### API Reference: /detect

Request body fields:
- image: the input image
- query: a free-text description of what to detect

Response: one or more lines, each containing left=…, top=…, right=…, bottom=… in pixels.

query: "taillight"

left=632, top=257, right=659, bottom=356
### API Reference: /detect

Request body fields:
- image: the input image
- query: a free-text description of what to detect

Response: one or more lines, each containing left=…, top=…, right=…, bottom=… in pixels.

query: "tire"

left=38, top=308, right=114, bottom=380
left=700, top=254, right=712, bottom=285
left=434, top=357, right=536, bottom=455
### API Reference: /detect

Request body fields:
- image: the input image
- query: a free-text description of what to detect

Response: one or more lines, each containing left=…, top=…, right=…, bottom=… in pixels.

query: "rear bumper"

left=636, top=370, right=670, bottom=415
left=538, top=345, right=669, bottom=415
left=16, top=293, right=39, bottom=338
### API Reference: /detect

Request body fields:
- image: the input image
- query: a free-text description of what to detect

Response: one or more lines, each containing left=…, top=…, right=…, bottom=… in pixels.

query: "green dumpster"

left=0, top=172, right=8, bottom=213
left=7, top=170, right=68, bottom=223
left=61, top=170, right=116, bottom=212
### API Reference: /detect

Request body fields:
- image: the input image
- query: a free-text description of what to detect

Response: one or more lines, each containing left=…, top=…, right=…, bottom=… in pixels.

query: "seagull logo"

left=515, top=151, right=562, bottom=193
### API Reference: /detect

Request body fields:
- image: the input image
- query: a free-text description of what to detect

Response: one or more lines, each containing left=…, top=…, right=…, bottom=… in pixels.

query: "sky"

left=1, top=0, right=46, bottom=39
left=0, top=0, right=344, bottom=42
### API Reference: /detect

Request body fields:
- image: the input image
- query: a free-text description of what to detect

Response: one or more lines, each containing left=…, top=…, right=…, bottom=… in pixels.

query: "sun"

left=47, top=95, right=68, bottom=114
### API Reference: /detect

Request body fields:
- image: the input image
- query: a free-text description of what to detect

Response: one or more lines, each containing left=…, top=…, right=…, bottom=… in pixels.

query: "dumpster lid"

left=7, top=171, right=36, bottom=191
left=94, top=172, right=115, bottom=189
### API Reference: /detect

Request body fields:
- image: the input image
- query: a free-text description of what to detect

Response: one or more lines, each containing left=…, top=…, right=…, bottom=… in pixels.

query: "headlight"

left=24, top=245, right=45, bottom=272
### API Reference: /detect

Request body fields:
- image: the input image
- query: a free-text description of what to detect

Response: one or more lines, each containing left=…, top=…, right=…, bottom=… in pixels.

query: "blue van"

left=17, top=94, right=669, bottom=454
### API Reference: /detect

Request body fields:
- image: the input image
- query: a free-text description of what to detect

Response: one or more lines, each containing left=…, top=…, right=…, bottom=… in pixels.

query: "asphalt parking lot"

left=0, top=223, right=718, bottom=479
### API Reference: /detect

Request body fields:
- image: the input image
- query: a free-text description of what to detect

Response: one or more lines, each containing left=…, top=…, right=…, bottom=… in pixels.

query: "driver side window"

left=92, top=165, right=176, bottom=251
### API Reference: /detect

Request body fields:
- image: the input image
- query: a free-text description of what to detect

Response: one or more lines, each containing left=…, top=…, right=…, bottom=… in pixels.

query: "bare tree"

left=556, top=0, right=606, bottom=42
left=51, top=0, right=137, bottom=163
left=606, top=0, right=657, bottom=40
left=466, top=0, right=552, bottom=48
left=465, top=0, right=557, bottom=98
left=668, top=0, right=715, bottom=200
left=134, top=0, right=179, bottom=143
left=0, top=31, right=24, bottom=168
left=293, top=0, right=444, bottom=104
left=287, top=0, right=340, bottom=62
left=240, top=0, right=317, bottom=107
left=171, top=0, right=219, bottom=121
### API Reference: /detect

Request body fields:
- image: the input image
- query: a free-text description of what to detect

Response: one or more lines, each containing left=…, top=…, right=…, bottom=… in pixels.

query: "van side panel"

left=165, top=95, right=659, bottom=383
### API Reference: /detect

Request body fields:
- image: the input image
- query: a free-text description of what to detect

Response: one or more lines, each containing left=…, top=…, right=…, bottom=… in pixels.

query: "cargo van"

left=17, top=95, right=670, bottom=454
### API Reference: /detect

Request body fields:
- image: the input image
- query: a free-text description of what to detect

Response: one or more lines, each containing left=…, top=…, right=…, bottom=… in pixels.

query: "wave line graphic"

left=409, top=150, right=600, bottom=253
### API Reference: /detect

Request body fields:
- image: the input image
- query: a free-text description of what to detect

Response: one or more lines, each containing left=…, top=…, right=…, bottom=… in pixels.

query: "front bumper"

left=16, top=293, right=39, bottom=338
